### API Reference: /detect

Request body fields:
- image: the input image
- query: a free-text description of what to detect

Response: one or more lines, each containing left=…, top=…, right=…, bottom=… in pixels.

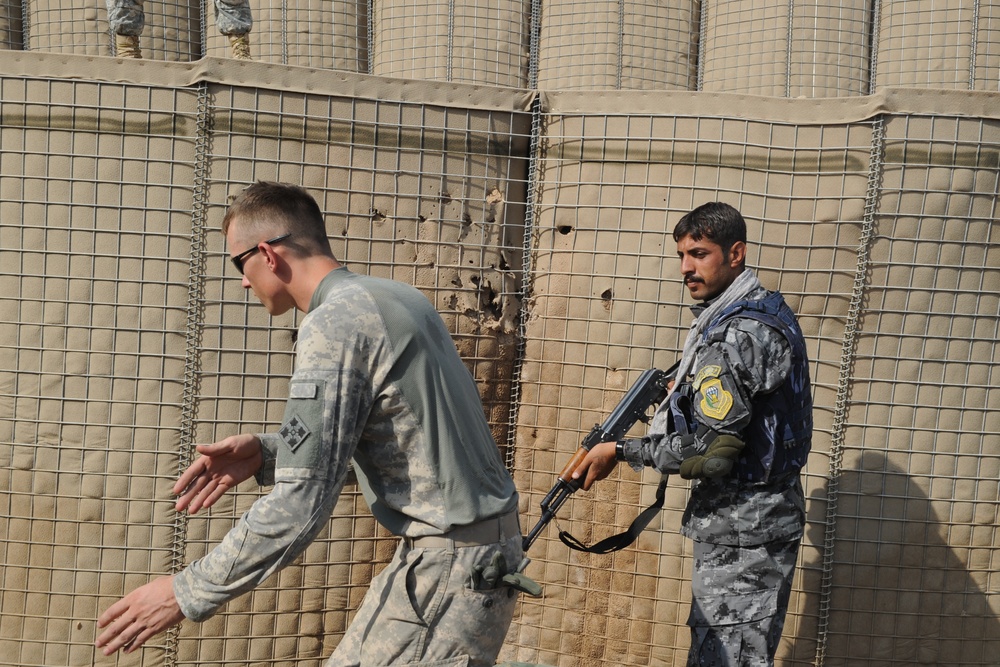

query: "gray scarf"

left=649, top=268, right=760, bottom=436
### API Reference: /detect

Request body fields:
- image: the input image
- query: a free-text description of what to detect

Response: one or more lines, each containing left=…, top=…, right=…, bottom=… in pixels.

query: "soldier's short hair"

left=672, top=202, right=747, bottom=260
left=223, top=181, right=334, bottom=258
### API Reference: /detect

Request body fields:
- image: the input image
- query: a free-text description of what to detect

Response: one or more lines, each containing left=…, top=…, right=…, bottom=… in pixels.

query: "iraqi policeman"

left=572, top=201, right=813, bottom=666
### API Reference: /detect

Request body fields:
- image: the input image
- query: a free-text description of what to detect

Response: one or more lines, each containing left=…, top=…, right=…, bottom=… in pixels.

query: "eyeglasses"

left=230, top=233, right=291, bottom=274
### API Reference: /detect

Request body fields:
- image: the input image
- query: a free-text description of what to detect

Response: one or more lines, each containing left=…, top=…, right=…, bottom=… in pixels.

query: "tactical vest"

left=700, top=291, right=813, bottom=483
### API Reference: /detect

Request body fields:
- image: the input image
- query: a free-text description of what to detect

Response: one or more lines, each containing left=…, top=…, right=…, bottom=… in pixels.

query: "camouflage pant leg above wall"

left=213, top=0, right=252, bottom=36
left=106, top=0, right=144, bottom=35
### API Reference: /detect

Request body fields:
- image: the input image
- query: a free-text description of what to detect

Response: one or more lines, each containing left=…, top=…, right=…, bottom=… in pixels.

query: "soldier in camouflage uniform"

left=95, top=182, right=528, bottom=666
left=573, top=202, right=813, bottom=667
left=107, top=0, right=253, bottom=59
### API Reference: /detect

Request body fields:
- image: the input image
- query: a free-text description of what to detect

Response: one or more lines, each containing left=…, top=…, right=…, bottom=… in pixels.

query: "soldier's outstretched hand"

left=95, top=575, right=183, bottom=655
left=174, top=433, right=263, bottom=514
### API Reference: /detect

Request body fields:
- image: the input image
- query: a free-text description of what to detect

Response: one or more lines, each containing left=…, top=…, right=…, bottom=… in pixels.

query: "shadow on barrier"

left=802, top=450, right=999, bottom=665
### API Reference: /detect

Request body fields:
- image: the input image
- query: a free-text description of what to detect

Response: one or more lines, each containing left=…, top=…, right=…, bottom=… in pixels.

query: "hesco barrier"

left=1, top=2, right=999, bottom=666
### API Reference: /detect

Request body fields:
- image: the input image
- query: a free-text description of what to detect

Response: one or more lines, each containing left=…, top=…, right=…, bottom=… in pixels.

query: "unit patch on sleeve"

left=692, top=365, right=722, bottom=390
left=278, top=414, right=311, bottom=452
left=699, top=378, right=734, bottom=421
left=289, top=382, right=318, bottom=399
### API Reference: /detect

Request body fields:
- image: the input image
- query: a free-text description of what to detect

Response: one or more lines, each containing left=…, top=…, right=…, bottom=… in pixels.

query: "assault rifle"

left=522, top=362, right=678, bottom=553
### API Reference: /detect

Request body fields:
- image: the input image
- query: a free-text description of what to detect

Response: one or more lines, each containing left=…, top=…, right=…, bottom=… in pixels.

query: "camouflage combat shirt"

left=174, top=267, right=517, bottom=621
left=620, top=286, right=808, bottom=547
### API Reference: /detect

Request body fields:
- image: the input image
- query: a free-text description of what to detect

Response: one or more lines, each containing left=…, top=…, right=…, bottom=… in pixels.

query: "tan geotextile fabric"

left=202, top=0, right=368, bottom=70
left=0, top=53, right=530, bottom=666
left=1, top=50, right=1000, bottom=667
left=503, top=89, right=1000, bottom=665
left=507, top=91, right=869, bottom=666
left=0, top=0, right=21, bottom=49
left=875, top=0, right=985, bottom=90
left=699, top=0, right=872, bottom=97
left=825, top=113, right=1000, bottom=665
left=370, top=0, right=530, bottom=88
left=14, top=0, right=1000, bottom=96
left=535, top=0, right=698, bottom=91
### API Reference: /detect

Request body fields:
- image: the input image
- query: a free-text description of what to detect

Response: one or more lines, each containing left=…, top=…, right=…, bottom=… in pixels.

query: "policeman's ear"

left=727, top=240, right=747, bottom=268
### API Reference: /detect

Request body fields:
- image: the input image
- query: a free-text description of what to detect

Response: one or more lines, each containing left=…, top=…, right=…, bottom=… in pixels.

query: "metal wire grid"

left=23, top=0, right=202, bottom=59
left=973, top=0, right=1000, bottom=90
left=699, top=0, right=792, bottom=95
left=699, top=0, right=873, bottom=97
left=534, top=0, right=698, bottom=91
left=201, top=0, right=369, bottom=70
left=13, top=0, right=369, bottom=66
left=820, top=114, right=1000, bottom=665
left=155, top=86, right=532, bottom=663
left=785, top=0, right=873, bottom=97
left=0, top=71, right=999, bottom=667
left=0, top=0, right=22, bottom=49
left=0, top=78, right=201, bottom=666
left=874, top=0, right=981, bottom=90
left=371, top=0, right=529, bottom=87
left=12, top=0, right=1000, bottom=97
left=506, top=109, right=873, bottom=666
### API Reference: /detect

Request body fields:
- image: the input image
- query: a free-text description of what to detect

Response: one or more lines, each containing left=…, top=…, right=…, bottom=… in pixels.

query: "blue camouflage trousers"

left=327, top=532, right=523, bottom=667
left=106, top=0, right=252, bottom=36
left=687, top=538, right=800, bottom=667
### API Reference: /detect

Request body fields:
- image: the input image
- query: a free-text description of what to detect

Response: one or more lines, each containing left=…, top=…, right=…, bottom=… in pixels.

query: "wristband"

left=616, top=439, right=645, bottom=472
left=615, top=439, right=628, bottom=461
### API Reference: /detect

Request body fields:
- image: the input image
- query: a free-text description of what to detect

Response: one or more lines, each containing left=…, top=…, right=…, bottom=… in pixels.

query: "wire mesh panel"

left=24, top=0, right=111, bottom=55
left=3, top=30, right=1000, bottom=667
left=0, top=0, right=22, bottom=49
left=202, top=0, right=369, bottom=70
left=535, top=0, right=699, bottom=91
left=370, top=0, right=530, bottom=87
left=700, top=0, right=872, bottom=97
left=168, top=81, right=532, bottom=664
left=824, top=113, right=1000, bottom=665
left=25, top=0, right=201, bottom=60
left=973, top=0, right=1000, bottom=90
left=0, top=56, right=531, bottom=666
left=0, top=75, right=200, bottom=666
left=22, top=0, right=369, bottom=66
left=700, top=0, right=792, bottom=95
left=787, top=0, right=873, bottom=96
left=503, top=91, right=873, bottom=666
left=874, top=0, right=980, bottom=90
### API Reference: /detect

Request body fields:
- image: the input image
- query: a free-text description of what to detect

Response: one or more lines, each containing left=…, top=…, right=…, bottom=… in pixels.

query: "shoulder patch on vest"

left=693, top=365, right=722, bottom=390
left=700, top=378, right=733, bottom=421
left=278, top=414, right=311, bottom=452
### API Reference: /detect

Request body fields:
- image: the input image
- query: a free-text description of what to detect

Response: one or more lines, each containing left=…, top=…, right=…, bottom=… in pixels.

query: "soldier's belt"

left=403, top=510, right=519, bottom=549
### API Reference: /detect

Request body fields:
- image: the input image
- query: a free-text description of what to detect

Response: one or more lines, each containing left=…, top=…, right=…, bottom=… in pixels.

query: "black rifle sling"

left=557, top=473, right=668, bottom=554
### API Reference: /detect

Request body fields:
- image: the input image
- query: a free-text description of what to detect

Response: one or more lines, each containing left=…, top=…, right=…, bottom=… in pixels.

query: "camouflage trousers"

left=106, top=0, right=252, bottom=36
left=687, top=538, right=800, bottom=667
left=327, top=532, right=523, bottom=666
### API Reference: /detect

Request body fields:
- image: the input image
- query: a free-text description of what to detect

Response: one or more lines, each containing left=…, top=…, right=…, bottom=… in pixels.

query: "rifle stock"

left=522, top=363, right=678, bottom=552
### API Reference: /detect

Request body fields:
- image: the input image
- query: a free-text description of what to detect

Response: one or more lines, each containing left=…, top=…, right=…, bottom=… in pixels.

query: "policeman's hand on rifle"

left=570, top=441, right=618, bottom=491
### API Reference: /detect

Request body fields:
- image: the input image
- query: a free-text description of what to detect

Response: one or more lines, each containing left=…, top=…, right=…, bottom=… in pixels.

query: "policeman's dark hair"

left=672, top=202, right=747, bottom=260
left=222, top=181, right=334, bottom=258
